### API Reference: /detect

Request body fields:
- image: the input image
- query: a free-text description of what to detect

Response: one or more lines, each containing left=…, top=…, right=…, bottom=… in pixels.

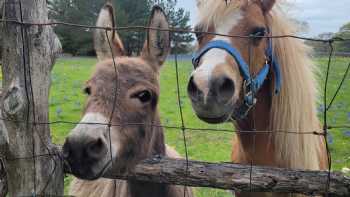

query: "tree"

left=335, top=22, right=350, bottom=53
left=295, top=20, right=310, bottom=34
left=48, top=0, right=193, bottom=56
left=48, top=0, right=105, bottom=56
left=306, top=22, right=350, bottom=56
left=305, top=32, right=334, bottom=55
left=113, top=0, right=152, bottom=55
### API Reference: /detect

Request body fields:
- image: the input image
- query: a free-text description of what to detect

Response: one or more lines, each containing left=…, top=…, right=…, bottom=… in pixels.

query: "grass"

left=48, top=56, right=350, bottom=196
left=317, top=57, right=350, bottom=171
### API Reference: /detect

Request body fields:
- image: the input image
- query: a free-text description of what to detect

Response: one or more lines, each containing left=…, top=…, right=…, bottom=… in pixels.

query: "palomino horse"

left=188, top=0, right=327, bottom=196
left=63, top=3, right=193, bottom=197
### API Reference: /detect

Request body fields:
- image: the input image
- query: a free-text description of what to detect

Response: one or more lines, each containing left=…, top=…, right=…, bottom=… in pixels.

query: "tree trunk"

left=101, top=157, right=350, bottom=197
left=1, top=0, right=63, bottom=196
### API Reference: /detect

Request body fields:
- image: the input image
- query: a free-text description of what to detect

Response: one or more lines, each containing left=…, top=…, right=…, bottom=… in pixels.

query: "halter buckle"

left=243, top=80, right=256, bottom=105
left=232, top=80, right=257, bottom=120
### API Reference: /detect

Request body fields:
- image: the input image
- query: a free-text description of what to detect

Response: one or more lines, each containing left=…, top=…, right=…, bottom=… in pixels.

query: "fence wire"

left=0, top=2, right=350, bottom=197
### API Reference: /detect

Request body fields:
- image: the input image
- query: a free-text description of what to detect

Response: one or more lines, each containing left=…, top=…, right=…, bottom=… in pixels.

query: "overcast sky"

left=177, top=0, right=350, bottom=37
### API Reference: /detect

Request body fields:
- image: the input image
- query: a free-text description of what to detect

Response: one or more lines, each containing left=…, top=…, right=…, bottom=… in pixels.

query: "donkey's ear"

left=261, top=0, right=276, bottom=13
left=141, top=6, right=170, bottom=67
left=94, top=2, right=125, bottom=61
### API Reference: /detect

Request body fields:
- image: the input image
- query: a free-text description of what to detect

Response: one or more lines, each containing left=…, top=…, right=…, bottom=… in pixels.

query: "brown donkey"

left=63, top=3, right=193, bottom=197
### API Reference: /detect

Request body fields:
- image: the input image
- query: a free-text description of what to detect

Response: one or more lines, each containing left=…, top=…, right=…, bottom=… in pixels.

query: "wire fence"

left=1, top=1, right=350, bottom=196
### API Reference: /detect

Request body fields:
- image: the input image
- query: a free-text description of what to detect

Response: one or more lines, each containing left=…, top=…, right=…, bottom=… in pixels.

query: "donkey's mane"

left=198, top=0, right=324, bottom=170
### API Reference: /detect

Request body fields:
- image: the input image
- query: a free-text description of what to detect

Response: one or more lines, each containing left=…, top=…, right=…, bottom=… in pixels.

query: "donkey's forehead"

left=93, top=57, right=158, bottom=84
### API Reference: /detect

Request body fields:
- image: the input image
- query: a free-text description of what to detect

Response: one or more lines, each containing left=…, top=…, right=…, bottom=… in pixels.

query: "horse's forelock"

left=197, top=0, right=245, bottom=31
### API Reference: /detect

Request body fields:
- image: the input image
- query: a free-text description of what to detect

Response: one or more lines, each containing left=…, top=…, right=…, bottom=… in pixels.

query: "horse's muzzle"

left=187, top=75, right=236, bottom=124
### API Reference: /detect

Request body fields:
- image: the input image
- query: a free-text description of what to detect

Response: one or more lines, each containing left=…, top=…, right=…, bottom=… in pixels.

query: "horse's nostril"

left=215, top=77, right=235, bottom=103
left=219, top=77, right=235, bottom=93
left=187, top=76, right=203, bottom=101
left=187, top=76, right=197, bottom=94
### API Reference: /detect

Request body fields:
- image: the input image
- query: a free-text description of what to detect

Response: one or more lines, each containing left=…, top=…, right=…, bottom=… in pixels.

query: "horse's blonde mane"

left=197, top=0, right=325, bottom=170
left=267, top=9, right=324, bottom=170
left=196, top=0, right=244, bottom=30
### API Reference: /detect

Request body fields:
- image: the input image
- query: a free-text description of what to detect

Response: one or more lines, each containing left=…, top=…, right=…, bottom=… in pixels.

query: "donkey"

left=63, top=3, right=193, bottom=197
left=188, top=0, right=327, bottom=197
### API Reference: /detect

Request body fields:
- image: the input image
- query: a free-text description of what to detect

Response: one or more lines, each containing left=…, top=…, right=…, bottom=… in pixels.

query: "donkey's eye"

left=134, top=90, right=152, bottom=103
left=84, top=87, right=91, bottom=95
left=250, top=27, right=267, bottom=40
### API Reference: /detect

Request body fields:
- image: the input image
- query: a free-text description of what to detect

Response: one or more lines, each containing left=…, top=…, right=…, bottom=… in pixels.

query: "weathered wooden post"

left=0, top=0, right=3, bottom=63
left=0, top=1, right=8, bottom=196
left=1, top=0, right=63, bottom=196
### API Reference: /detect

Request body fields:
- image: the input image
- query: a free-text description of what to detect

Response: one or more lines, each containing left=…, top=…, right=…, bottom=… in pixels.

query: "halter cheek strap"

left=192, top=39, right=282, bottom=120
left=266, top=38, right=282, bottom=94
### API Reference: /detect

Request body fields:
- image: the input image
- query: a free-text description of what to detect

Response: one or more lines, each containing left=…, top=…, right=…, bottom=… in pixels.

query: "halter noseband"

left=192, top=39, right=282, bottom=120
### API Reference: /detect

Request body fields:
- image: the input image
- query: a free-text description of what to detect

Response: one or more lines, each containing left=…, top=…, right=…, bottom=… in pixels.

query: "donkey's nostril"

left=187, top=76, right=203, bottom=101
left=86, top=138, right=107, bottom=159
left=214, top=77, right=235, bottom=103
left=63, top=139, right=71, bottom=159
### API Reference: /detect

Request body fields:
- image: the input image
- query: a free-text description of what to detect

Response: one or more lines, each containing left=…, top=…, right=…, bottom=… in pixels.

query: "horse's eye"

left=250, top=27, right=267, bottom=40
left=84, top=87, right=91, bottom=95
left=135, top=90, right=152, bottom=103
left=194, top=25, right=204, bottom=43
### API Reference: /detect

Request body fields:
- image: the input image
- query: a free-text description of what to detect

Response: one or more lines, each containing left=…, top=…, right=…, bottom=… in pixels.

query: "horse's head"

left=188, top=0, right=280, bottom=123
left=63, top=3, right=170, bottom=180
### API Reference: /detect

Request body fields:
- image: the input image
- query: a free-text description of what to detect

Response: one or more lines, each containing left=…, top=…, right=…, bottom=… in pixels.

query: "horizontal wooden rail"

left=99, top=157, right=350, bottom=196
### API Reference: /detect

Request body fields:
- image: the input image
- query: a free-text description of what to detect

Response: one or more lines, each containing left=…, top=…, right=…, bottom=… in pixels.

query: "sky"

left=176, top=0, right=350, bottom=37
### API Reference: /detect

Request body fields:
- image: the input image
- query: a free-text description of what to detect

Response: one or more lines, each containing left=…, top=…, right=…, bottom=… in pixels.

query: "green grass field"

left=49, top=57, right=350, bottom=196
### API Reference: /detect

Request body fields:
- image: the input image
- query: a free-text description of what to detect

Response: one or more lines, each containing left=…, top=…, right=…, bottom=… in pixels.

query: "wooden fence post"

left=1, top=0, right=63, bottom=196
left=1, top=1, right=8, bottom=196
left=0, top=0, right=3, bottom=62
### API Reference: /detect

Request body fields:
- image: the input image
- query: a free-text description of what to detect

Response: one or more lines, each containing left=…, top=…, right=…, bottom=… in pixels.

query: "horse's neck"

left=233, top=82, right=276, bottom=165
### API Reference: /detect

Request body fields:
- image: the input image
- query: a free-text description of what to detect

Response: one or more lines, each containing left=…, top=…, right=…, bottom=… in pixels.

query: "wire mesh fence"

left=0, top=0, right=350, bottom=196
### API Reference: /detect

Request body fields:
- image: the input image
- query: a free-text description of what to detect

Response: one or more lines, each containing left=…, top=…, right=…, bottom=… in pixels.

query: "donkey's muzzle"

left=63, top=134, right=108, bottom=179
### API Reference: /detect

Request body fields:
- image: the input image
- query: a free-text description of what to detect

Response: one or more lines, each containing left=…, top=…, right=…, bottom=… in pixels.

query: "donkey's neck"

left=233, top=81, right=276, bottom=165
left=127, top=112, right=174, bottom=197
left=145, top=112, right=166, bottom=157
left=127, top=181, right=172, bottom=197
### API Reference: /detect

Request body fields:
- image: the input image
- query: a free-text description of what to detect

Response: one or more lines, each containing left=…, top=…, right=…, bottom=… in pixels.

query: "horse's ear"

left=94, top=2, right=125, bottom=61
left=261, top=0, right=276, bottom=13
left=141, top=6, right=170, bottom=67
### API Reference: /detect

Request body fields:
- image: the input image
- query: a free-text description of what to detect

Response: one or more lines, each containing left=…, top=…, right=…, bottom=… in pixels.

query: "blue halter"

left=192, top=39, right=282, bottom=120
